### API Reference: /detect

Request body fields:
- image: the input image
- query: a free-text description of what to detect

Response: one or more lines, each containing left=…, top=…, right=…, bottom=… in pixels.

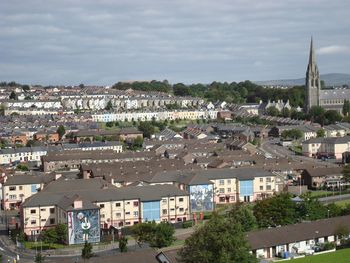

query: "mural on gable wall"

left=189, top=184, right=213, bottom=212
left=68, top=209, right=100, bottom=245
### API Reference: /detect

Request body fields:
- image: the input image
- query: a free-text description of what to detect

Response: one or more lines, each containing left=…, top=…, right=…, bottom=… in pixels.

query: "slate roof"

left=247, top=215, right=350, bottom=250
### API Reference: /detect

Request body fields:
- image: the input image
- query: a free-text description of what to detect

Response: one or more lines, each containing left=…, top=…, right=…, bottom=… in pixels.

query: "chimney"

left=73, top=199, right=83, bottom=209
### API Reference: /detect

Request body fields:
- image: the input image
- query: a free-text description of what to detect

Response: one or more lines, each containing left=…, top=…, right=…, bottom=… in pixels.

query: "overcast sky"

left=0, top=0, right=349, bottom=85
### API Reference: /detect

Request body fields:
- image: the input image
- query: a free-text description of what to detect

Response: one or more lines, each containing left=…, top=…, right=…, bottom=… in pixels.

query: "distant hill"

left=254, top=73, right=350, bottom=87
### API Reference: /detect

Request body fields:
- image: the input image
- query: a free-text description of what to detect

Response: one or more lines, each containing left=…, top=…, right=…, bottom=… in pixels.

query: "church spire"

left=309, top=37, right=316, bottom=66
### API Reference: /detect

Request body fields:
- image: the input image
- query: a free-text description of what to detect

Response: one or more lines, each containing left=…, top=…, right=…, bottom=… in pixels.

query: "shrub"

left=182, top=221, right=193, bottom=229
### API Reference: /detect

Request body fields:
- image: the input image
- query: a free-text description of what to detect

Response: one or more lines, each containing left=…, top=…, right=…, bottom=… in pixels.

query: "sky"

left=0, top=0, right=349, bottom=86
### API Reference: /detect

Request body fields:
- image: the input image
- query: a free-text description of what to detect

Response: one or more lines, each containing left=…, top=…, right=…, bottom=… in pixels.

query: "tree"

left=55, top=224, right=67, bottom=244
left=281, top=107, right=290, bottom=118
left=56, top=125, right=66, bottom=140
left=281, top=129, right=302, bottom=140
left=179, top=213, right=257, bottom=263
left=119, top=236, right=128, bottom=252
left=131, top=221, right=156, bottom=247
left=309, top=106, right=325, bottom=125
left=343, top=100, right=350, bottom=116
left=82, top=241, right=93, bottom=260
left=149, top=222, right=175, bottom=248
left=16, top=164, right=29, bottom=171
left=105, top=100, right=113, bottom=111
left=173, top=83, right=191, bottom=96
left=317, top=129, right=326, bottom=138
left=35, top=252, right=45, bottom=263
left=130, top=136, right=144, bottom=150
left=138, top=122, right=155, bottom=138
left=297, top=192, right=327, bottom=220
left=227, top=203, right=257, bottom=232
left=105, top=122, right=114, bottom=128
left=324, top=110, right=342, bottom=125
left=9, top=91, right=17, bottom=100
left=266, top=106, right=279, bottom=117
left=41, top=228, right=58, bottom=244
left=253, top=193, right=297, bottom=228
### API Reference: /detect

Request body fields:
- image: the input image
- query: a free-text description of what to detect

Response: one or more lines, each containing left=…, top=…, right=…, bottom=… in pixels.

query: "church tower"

left=305, top=37, right=321, bottom=112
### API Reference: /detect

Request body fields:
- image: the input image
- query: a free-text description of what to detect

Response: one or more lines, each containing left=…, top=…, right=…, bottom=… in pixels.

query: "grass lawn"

left=24, top=241, right=66, bottom=250
left=309, top=190, right=330, bottom=198
left=333, top=199, right=350, bottom=207
left=289, top=248, right=350, bottom=263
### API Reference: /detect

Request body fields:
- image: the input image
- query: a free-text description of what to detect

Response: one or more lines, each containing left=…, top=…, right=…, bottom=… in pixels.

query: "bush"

left=322, top=242, right=335, bottom=251
left=182, top=221, right=193, bottom=229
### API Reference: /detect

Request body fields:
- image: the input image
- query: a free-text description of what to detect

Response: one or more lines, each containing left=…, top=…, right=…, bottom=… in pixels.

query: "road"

left=260, top=138, right=339, bottom=167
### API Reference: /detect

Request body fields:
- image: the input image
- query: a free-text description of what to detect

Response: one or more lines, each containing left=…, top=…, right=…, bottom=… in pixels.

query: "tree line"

left=112, top=80, right=306, bottom=106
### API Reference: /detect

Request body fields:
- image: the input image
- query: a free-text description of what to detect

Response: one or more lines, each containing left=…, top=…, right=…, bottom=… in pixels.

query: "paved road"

left=260, top=139, right=339, bottom=167
left=319, top=193, right=350, bottom=204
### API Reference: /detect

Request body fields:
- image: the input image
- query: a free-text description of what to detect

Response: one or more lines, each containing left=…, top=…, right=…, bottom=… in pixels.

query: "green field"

left=289, top=248, right=350, bottom=263
left=333, top=199, right=350, bottom=207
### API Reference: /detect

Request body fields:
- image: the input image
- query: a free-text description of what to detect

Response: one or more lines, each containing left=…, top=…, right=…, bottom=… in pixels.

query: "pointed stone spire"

left=309, top=37, right=316, bottom=66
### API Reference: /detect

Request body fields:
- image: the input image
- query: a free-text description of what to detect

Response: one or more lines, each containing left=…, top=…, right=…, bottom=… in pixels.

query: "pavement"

left=0, top=220, right=196, bottom=263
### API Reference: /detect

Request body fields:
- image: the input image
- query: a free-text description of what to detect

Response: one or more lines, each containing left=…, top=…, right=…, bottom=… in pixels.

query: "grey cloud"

left=0, top=0, right=349, bottom=85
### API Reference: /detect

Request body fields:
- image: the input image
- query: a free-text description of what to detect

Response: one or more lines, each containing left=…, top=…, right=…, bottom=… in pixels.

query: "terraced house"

left=20, top=178, right=189, bottom=242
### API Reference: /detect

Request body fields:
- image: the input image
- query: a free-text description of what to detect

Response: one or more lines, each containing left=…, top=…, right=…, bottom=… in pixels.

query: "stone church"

left=305, top=38, right=350, bottom=113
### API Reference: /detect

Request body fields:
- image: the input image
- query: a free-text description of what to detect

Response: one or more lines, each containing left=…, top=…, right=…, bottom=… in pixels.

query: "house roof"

left=22, top=181, right=188, bottom=208
left=247, top=215, right=350, bottom=250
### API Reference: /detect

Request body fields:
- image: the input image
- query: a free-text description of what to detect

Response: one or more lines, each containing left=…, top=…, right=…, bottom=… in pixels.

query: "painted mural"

left=189, top=184, right=214, bottom=212
left=68, top=209, right=100, bottom=245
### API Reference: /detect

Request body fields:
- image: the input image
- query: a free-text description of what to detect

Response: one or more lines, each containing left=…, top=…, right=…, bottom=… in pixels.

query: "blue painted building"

left=142, top=201, right=160, bottom=222
left=239, top=180, right=254, bottom=202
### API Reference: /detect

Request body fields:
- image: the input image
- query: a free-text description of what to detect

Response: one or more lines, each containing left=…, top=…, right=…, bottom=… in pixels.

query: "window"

left=133, top=201, right=139, bottom=207
left=99, top=204, right=105, bottom=208
left=179, top=208, right=184, bottom=212
left=116, top=213, right=121, bottom=218
left=227, top=188, right=231, bottom=193
left=230, top=196, right=235, bottom=201
left=219, top=197, right=225, bottom=202
left=9, top=195, right=17, bottom=200
left=266, top=185, right=272, bottom=191
left=115, top=202, right=121, bottom=207
left=227, top=179, right=231, bottom=184
left=266, top=177, right=271, bottom=183
left=219, top=179, right=225, bottom=185
left=50, top=208, right=55, bottom=214
left=162, top=199, right=167, bottom=204
left=170, top=198, right=175, bottom=201
left=40, top=208, right=46, bottom=212
left=219, top=188, right=225, bottom=193
left=125, top=222, right=131, bottom=225
left=133, top=211, right=139, bottom=217
left=126, top=202, right=130, bottom=205
left=19, top=186, right=23, bottom=190
left=30, top=209, right=36, bottom=214
left=170, top=208, right=175, bottom=211
left=179, top=198, right=184, bottom=202
left=260, top=186, right=263, bottom=191
left=9, top=186, right=16, bottom=191
left=260, top=178, right=263, bottom=182
left=125, top=212, right=130, bottom=215
left=31, top=220, right=36, bottom=225
left=41, top=219, right=46, bottom=222
left=162, top=209, right=167, bottom=215
left=49, top=218, right=55, bottom=224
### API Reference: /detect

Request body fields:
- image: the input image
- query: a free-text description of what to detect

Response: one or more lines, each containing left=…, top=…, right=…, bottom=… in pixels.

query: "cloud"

left=0, top=0, right=349, bottom=85
left=317, top=45, right=350, bottom=55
